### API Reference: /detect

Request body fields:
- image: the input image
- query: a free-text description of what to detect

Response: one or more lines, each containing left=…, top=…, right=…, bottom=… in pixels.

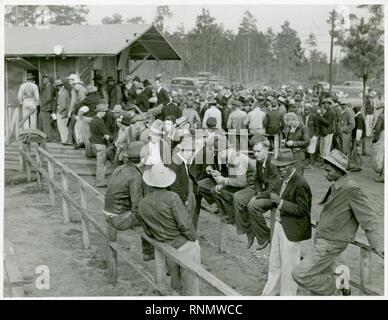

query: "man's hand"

left=104, top=134, right=110, bottom=141
left=211, top=170, right=221, bottom=178
left=214, top=176, right=226, bottom=185
left=270, top=192, right=281, bottom=205
left=205, top=165, right=213, bottom=174
left=286, top=141, right=294, bottom=147
left=214, top=184, right=223, bottom=193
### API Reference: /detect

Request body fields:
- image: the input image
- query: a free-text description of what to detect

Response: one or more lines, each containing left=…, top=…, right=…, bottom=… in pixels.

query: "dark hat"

left=322, top=98, right=333, bottom=104
left=107, top=76, right=115, bottom=82
left=26, top=73, right=35, bottom=80
left=133, top=76, right=141, bottom=82
left=121, top=115, right=132, bottom=126
left=125, top=141, right=146, bottom=159
left=143, top=79, right=151, bottom=86
left=271, top=149, right=297, bottom=167
left=249, top=134, right=269, bottom=148
left=206, top=116, right=218, bottom=128
left=42, top=74, right=49, bottom=79
left=323, top=149, right=349, bottom=173
left=207, top=97, right=217, bottom=105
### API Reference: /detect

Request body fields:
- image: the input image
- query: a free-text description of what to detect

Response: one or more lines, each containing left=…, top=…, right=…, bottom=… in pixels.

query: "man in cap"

left=263, top=98, right=284, bottom=159
left=121, top=75, right=133, bottom=105
left=261, top=149, right=312, bottom=296
left=337, top=101, right=355, bottom=157
left=54, top=79, right=70, bottom=144
left=17, top=72, right=40, bottom=130
left=106, top=76, right=122, bottom=109
left=292, top=149, right=383, bottom=295
left=234, top=134, right=281, bottom=249
left=134, top=83, right=150, bottom=112
left=128, top=114, right=149, bottom=143
left=89, top=100, right=114, bottom=187
left=112, top=115, right=132, bottom=166
left=316, top=98, right=335, bottom=160
left=38, top=74, right=56, bottom=141
left=65, top=74, right=88, bottom=146
left=139, top=164, right=200, bottom=295
left=93, top=74, right=109, bottom=101
left=202, top=97, right=222, bottom=129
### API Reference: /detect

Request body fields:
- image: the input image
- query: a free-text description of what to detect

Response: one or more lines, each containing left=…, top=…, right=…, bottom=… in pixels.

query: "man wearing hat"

left=182, top=99, right=201, bottom=128
left=202, top=97, right=222, bottom=129
left=128, top=114, right=149, bottom=142
left=292, top=149, right=383, bottom=295
left=155, top=75, right=170, bottom=107
left=304, top=102, right=320, bottom=169
left=65, top=74, right=88, bottom=146
left=348, top=105, right=366, bottom=172
left=161, top=95, right=182, bottom=121
left=337, top=101, right=355, bottom=157
left=112, top=115, right=132, bottom=166
left=139, top=164, right=200, bottom=295
left=38, top=74, right=56, bottom=141
left=18, top=72, right=40, bottom=130
left=263, top=99, right=284, bottom=159
left=316, top=98, right=335, bottom=159
left=106, top=76, right=122, bottom=109
left=234, top=134, right=281, bottom=249
left=54, top=79, right=70, bottom=144
left=93, top=74, right=109, bottom=101
left=89, top=100, right=114, bottom=187
left=260, top=149, right=312, bottom=296
left=104, top=140, right=154, bottom=260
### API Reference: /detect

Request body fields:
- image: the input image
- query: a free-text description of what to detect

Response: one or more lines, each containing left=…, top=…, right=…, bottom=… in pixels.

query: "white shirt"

left=244, top=108, right=266, bottom=131
left=202, top=106, right=222, bottom=129
left=145, top=141, right=162, bottom=165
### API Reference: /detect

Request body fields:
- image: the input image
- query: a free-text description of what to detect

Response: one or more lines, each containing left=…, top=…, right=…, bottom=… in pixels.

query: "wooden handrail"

left=18, top=146, right=240, bottom=296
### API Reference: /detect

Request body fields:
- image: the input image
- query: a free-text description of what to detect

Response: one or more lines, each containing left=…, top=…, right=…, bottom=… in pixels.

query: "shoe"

left=335, top=264, right=351, bottom=296
left=143, top=253, right=155, bottom=261
left=256, top=239, right=270, bottom=251
left=201, top=200, right=219, bottom=213
left=349, top=168, right=362, bottom=172
left=74, top=145, right=81, bottom=150
left=247, top=234, right=255, bottom=249
left=375, top=177, right=384, bottom=183
left=96, top=184, right=107, bottom=188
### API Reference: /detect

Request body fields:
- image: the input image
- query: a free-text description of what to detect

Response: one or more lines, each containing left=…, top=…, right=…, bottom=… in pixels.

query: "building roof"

left=5, top=23, right=182, bottom=60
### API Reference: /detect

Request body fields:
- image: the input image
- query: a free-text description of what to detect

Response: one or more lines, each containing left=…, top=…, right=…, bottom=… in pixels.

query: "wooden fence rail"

left=18, top=146, right=241, bottom=296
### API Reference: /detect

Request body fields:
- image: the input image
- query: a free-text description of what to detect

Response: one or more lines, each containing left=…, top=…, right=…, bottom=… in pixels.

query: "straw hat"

left=322, top=149, right=349, bottom=173
left=143, top=163, right=176, bottom=188
left=149, top=119, right=164, bottom=135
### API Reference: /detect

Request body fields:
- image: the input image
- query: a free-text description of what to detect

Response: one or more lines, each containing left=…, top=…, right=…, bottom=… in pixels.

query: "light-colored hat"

left=112, top=105, right=122, bottom=113
left=142, top=163, right=176, bottom=188
left=322, top=149, right=349, bottom=173
left=79, top=106, right=89, bottom=114
left=297, top=85, right=303, bottom=90
left=271, top=149, right=297, bottom=167
left=86, top=85, right=98, bottom=93
left=149, top=119, right=164, bottom=135
left=284, top=112, right=299, bottom=122
left=96, top=100, right=108, bottom=112
left=175, top=116, right=189, bottom=128
left=67, top=74, right=80, bottom=83
left=54, top=79, right=64, bottom=86
left=123, top=75, right=132, bottom=83
left=149, top=96, right=158, bottom=104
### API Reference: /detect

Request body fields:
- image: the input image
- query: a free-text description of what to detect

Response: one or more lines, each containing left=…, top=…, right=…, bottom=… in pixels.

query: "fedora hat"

left=123, top=75, right=132, bottom=83
left=149, top=119, right=164, bottom=135
left=96, top=99, right=109, bottom=112
left=175, top=116, right=189, bottom=128
left=133, top=76, right=141, bottom=82
left=121, top=115, right=132, bottom=126
left=67, top=74, right=80, bottom=83
left=322, top=149, right=349, bottom=173
left=54, top=79, right=64, bottom=86
left=143, top=163, right=176, bottom=188
left=271, top=149, right=297, bottom=167
left=86, top=84, right=98, bottom=93
left=26, top=73, right=35, bottom=80
left=125, top=141, right=146, bottom=159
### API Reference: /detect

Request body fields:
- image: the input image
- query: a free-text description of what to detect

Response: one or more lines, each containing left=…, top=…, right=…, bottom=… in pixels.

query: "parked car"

left=332, top=80, right=368, bottom=107
left=170, top=77, right=200, bottom=94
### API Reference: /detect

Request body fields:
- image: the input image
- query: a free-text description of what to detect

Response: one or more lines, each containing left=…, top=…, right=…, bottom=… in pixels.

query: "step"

left=5, top=150, right=94, bottom=161
left=5, top=154, right=97, bottom=167
left=6, top=144, right=87, bottom=156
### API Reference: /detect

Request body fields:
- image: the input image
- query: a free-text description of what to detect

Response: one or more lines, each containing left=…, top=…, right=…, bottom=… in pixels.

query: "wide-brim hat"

left=322, top=149, right=349, bottom=173
left=123, top=75, right=132, bottom=83
left=271, top=149, right=297, bottom=167
left=125, top=141, right=146, bottom=159
left=27, top=73, right=35, bottom=80
left=86, top=85, right=98, bottom=93
left=143, top=164, right=176, bottom=188
left=149, top=119, right=165, bottom=135
left=54, top=79, right=64, bottom=86
left=143, top=79, right=151, bottom=86
left=133, top=76, right=141, bottom=82
left=175, top=116, right=189, bottom=127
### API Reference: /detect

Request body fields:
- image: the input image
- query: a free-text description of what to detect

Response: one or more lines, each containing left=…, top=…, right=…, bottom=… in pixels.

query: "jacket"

left=56, top=87, right=70, bottom=117
left=156, top=87, right=170, bottom=106
left=285, top=125, right=310, bottom=150
left=40, top=83, right=56, bottom=112
left=104, top=163, right=144, bottom=215
left=339, top=108, right=355, bottom=134
left=305, top=112, right=320, bottom=137
left=278, top=172, right=312, bottom=242
left=316, top=175, right=381, bottom=248
left=161, top=101, right=182, bottom=121
left=263, top=110, right=284, bottom=135
left=318, top=108, right=335, bottom=136
left=254, top=155, right=282, bottom=195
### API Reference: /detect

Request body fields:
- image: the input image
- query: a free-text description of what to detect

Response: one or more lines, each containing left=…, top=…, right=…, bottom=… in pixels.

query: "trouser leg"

left=197, top=178, right=216, bottom=205
left=233, top=186, right=256, bottom=234
left=178, top=241, right=201, bottom=296
left=56, top=115, right=69, bottom=143
left=94, top=144, right=107, bottom=186
left=39, top=111, right=52, bottom=141
left=247, top=197, right=275, bottom=245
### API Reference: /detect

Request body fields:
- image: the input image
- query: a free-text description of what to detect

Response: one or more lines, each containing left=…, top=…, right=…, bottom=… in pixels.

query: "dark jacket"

left=104, top=162, right=144, bottom=215
left=74, top=92, right=100, bottom=117
left=263, top=109, right=284, bottom=135
left=161, top=101, right=182, bottom=121
left=135, top=91, right=150, bottom=112
left=305, top=112, right=320, bottom=137
left=254, top=155, right=282, bottom=195
left=353, top=112, right=366, bottom=139
left=318, top=108, right=335, bottom=136
left=167, top=160, right=189, bottom=204
left=279, top=172, right=312, bottom=242
left=285, top=125, right=310, bottom=150
left=364, top=96, right=374, bottom=115
left=156, top=87, right=170, bottom=106
left=40, top=82, right=56, bottom=112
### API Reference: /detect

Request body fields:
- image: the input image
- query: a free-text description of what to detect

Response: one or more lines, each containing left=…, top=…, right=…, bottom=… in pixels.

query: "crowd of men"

left=18, top=72, right=384, bottom=295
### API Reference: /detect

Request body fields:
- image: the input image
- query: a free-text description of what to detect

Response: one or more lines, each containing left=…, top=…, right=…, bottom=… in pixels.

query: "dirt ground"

left=3, top=153, right=384, bottom=297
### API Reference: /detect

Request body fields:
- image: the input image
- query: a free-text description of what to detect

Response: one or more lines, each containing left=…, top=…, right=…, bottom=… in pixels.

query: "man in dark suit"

left=261, top=149, right=312, bottom=296
left=317, top=98, right=335, bottom=160
left=155, top=75, right=170, bottom=107
left=233, top=134, right=281, bottom=249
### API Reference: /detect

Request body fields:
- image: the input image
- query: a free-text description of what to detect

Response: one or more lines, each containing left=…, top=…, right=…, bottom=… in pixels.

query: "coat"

left=156, top=87, right=170, bottom=106
left=318, top=108, right=335, bottom=136
left=278, top=172, right=312, bottom=242
left=254, top=155, right=282, bottom=195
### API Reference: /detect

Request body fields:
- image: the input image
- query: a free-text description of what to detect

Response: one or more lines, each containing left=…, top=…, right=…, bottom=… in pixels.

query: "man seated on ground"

left=292, top=149, right=383, bottom=296
left=139, top=164, right=200, bottom=295
left=233, top=134, right=281, bottom=250
left=262, top=149, right=312, bottom=296
left=104, top=141, right=154, bottom=261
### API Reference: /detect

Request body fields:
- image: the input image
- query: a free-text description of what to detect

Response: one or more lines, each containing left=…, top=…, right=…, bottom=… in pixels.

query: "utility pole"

left=328, top=9, right=336, bottom=93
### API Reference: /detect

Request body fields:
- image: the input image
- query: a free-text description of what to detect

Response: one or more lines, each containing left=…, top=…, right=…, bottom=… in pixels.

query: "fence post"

left=80, top=186, right=91, bottom=249
left=25, top=144, right=31, bottom=182
left=154, top=248, right=168, bottom=287
left=47, top=159, right=55, bottom=205
left=35, top=149, right=42, bottom=190
left=360, top=247, right=371, bottom=294
left=106, top=225, right=118, bottom=283
left=60, top=170, right=70, bottom=224
left=219, top=221, right=227, bottom=253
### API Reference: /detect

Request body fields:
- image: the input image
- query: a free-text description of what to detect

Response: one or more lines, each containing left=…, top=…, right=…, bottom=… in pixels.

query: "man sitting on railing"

left=292, top=149, right=384, bottom=296
left=139, top=164, right=200, bottom=296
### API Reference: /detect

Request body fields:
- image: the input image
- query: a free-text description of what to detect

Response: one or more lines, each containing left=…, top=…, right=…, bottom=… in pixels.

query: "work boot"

left=256, top=239, right=270, bottom=251
left=247, top=233, right=255, bottom=249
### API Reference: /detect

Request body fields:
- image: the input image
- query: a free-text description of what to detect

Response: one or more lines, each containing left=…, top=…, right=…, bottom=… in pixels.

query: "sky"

left=86, top=3, right=371, bottom=57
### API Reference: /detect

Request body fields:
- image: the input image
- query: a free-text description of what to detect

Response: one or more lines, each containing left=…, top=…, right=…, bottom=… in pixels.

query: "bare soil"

left=3, top=154, right=384, bottom=297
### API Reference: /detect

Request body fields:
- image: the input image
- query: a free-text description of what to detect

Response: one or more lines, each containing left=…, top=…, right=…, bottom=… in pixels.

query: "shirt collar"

left=332, top=174, right=350, bottom=190
left=262, top=155, right=268, bottom=168
left=283, top=168, right=296, bottom=184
